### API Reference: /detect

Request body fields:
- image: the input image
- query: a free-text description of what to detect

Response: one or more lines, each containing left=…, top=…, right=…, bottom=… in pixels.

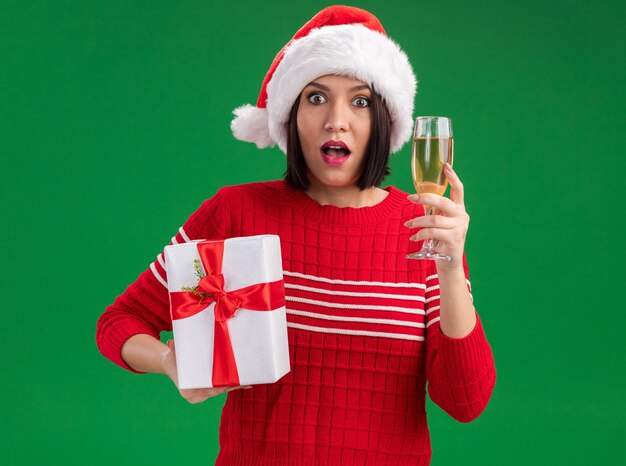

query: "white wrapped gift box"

left=164, top=234, right=290, bottom=389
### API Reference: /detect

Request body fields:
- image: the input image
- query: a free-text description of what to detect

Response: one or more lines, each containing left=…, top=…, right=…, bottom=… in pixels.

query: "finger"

left=409, top=228, right=453, bottom=243
left=408, top=193, right=460, bottom=216
left=404, top=215, right=457, bottom=229
left=180, top=387, right=211, bottom=403
left=444, top=163, right=465, bottom=207
left=225, top=385, right=252, bottom=392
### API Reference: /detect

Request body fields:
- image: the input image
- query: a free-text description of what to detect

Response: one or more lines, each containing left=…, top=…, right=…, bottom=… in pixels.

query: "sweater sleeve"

left=424, top=253, right=496, bottom=422
left=95, top=190, right=229, bottom=373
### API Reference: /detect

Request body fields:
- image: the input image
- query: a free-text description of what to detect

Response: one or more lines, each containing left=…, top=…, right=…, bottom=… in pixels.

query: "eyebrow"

left=307, top=81, right=370, bottom=92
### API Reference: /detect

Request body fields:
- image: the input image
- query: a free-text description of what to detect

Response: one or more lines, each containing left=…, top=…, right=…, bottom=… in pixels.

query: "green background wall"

left=1, top=0, right=624, bottom=464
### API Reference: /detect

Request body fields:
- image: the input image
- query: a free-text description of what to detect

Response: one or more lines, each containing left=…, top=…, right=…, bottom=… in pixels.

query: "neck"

left=305, top=182, right=388, bottom=208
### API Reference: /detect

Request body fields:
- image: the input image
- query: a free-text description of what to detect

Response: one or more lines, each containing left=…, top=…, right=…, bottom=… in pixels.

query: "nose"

left=324, top=102, right=349, bottom=132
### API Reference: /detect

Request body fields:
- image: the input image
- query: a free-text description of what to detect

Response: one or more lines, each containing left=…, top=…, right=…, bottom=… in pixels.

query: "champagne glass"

left=406, top=116, right=454, bottom=261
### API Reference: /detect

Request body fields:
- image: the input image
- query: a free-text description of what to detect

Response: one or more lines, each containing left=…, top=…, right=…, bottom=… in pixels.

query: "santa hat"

left=231, top=5, right=417, bottom=154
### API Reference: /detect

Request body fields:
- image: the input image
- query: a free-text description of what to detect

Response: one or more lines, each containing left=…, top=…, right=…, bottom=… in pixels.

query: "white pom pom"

left=230, top=105, right=274, bottom=149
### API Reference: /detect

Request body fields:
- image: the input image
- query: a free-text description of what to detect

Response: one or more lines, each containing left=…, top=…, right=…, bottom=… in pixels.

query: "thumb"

left=167, top=339, right=176, bottom=353
left=163, top=339, right=179, bottom=387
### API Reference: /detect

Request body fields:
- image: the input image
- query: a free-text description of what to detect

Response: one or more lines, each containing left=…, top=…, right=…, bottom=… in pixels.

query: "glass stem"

left=424, top=205, right=436, bottom=251
left=423, top=237, right=435, bottom=251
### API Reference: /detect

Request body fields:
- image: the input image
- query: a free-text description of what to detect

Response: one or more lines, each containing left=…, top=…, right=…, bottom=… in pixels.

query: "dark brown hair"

left=284, top=87, right=392, bottom=191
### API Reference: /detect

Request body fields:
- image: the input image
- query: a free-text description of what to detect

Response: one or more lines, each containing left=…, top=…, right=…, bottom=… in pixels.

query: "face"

left=296, top=74, right=372, bottom=191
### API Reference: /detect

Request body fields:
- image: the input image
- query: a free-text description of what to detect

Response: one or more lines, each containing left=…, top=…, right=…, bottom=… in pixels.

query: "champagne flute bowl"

left=407, top=116, right=454, bottom=261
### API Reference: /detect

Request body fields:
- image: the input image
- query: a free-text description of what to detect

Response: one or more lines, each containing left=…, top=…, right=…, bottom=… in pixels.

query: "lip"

left=320, top=140, right=351, bottom=167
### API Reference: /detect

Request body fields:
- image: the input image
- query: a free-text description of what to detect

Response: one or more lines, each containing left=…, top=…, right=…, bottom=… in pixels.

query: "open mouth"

left=321, top=141, right=351, bottom=160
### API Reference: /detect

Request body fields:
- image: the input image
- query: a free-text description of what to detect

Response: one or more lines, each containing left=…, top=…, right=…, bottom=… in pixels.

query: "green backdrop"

left=1, top=0, right=624, bottom=464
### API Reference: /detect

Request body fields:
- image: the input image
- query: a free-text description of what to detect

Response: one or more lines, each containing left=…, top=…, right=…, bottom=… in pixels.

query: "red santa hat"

left=231, top=5, right=417, bottom=154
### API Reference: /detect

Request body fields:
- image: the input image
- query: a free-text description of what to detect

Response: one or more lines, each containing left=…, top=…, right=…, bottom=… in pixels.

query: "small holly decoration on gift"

left=181, top=259, right=211, bottom=302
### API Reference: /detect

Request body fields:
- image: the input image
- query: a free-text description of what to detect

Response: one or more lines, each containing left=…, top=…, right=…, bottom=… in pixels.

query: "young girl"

left=96, top=6, right=496, bottom=465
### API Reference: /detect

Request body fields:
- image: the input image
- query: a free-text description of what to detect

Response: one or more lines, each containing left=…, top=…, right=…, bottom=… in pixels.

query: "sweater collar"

left=276, top=179, right=406, bottom=225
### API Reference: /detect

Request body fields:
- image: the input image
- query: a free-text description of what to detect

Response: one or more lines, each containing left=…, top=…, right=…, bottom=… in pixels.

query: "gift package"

left=164, top=235, right=290, bottom=389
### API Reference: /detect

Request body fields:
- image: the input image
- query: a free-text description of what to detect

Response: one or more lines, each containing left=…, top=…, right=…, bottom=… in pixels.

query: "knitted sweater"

left=96, top=180, right=496, bottom=466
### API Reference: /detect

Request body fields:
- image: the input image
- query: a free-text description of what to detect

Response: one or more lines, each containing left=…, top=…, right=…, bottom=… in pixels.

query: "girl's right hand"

left=163, top=339, right=252, bottom=403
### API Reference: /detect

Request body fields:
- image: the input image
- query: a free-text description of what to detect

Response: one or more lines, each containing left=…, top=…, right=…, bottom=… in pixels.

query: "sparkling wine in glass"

left=407, top=116, right=454, bottom=261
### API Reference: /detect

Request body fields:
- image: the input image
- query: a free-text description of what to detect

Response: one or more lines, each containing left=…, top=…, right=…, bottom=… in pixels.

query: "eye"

left=352, top=97, right=370, bottom=108
left=307, top=92, right=327, bottom=105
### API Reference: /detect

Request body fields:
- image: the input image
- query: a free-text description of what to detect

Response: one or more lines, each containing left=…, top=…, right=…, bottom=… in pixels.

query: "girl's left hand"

left=405, top=163, right=470, bottom=272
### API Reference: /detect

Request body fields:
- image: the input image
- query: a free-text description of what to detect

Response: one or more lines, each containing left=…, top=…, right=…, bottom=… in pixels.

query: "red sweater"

left=96, top=180, right=496, bottom=466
